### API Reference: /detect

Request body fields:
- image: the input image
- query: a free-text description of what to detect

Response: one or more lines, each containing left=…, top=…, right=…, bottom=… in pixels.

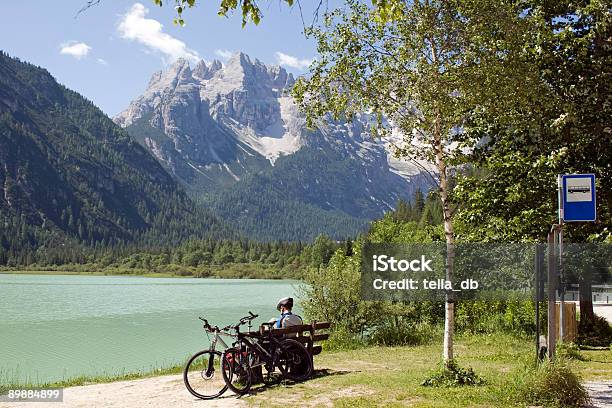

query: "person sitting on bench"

left=275, top=297, right=303, bottom=329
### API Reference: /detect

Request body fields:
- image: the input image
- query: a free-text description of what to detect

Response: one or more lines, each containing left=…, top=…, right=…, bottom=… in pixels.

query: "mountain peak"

left=225, top=51, right=259, bottom=72
left=210, top=59, right=223, bottom=71
left=110, top=49, right=427, bottom=242
left=228, top=51, right=251, bottom=63
left=168, top=58, right=191, bottom=77
left=194, top=59, right=222, bottom=80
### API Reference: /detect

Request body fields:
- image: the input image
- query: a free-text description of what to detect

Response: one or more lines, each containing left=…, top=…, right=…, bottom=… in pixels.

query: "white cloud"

left=97, top=58, right=108, bottom=66
left=60, top=41, right=91, bottom=59
left=214, top=49, right=233, bottom=60
left=275, top=52, right=312, bottom=70
left=118, top=3, right=200, bottom=63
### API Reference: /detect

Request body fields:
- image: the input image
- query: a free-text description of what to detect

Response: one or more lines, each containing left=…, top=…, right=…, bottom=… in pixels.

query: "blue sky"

left=0, top=1, right=326, bottom=116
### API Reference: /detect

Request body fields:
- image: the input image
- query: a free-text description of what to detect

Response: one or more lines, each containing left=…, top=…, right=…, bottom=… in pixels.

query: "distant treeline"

left=0, top=189, right=443, bottom=279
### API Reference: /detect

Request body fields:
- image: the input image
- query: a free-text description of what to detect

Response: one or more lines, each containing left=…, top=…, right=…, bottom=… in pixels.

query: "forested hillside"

left=0, top=51, right=230, bottom=265
left=0, top=189, right=443, bottom=278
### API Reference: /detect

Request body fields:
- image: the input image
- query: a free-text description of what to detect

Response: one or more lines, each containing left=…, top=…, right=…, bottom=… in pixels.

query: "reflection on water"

left=0, top=274, right=298, bottom=384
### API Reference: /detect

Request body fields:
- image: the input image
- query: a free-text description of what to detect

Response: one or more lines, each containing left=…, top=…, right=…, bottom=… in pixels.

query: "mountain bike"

left=183, top=312, right=258, bottom=400
left=222, top=321, right=313, bottom=395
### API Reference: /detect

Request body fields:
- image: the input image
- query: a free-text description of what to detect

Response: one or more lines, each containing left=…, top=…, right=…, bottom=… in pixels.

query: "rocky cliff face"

left=115, top=52, right=429, bottom=240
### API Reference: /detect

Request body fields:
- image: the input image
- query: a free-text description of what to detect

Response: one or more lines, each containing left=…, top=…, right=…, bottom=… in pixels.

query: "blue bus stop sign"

left=561, top=174, right=596, bottom=222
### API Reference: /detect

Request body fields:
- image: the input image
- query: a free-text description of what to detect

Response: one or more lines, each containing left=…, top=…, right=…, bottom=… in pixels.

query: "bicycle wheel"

left=278, top=339, right=313, bottom=382
left=221, top=347, right=252, bottom=395
left=183, top=350, right=228, bottom=400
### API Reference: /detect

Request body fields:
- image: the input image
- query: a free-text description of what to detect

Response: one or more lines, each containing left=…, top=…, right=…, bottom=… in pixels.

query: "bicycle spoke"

left=183, top=350, right=227, bottom=400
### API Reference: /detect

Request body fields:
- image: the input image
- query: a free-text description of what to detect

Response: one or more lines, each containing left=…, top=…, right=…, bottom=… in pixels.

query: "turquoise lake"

left=0, top=274, right=299, bottom=384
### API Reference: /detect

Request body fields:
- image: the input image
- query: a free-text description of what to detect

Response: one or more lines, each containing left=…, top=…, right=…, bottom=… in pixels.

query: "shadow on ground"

left=246, top=368, right=353, bottom=396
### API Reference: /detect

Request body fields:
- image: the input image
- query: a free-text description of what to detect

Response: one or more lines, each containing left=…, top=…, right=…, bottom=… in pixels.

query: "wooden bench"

left=245, top=321, right=331, bottom=358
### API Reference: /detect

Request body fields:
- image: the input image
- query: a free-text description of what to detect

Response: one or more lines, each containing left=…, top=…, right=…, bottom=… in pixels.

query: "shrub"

left=323, top=328, right=366, bottom=351
left=299, top=243, right=384, bottom=336
left=510, top=362, right=590, bottom=407
left=421, top=360, right=484, bottom=387
left=578, top=314, right=612, bottom=347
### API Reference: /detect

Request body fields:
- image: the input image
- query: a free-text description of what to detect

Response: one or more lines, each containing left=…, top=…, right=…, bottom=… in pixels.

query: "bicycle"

left=183, top=312, right=258, bottom=400
left=222, top=321, right=313, bottom=395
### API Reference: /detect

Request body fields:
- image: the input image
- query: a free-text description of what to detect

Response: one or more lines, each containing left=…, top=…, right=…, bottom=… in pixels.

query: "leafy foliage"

left=291, top=0, right=544, bottom=363
left=421, top=359, right=484, bottom=387
left=578, top=315, right=612, bottom=347
left=300, top=193, right=446, bottom=344
left=455, top=0, right=612, bottom=243
left=152, top=0, right=294, bottom=27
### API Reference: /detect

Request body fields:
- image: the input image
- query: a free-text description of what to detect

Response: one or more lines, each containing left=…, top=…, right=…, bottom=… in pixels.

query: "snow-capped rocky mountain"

left=115, top=52, right=429, bottom=240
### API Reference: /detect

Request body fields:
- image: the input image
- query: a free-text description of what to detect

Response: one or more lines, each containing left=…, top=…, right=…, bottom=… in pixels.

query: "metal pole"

left=557, top=175, right=565, bottom=343
left=535, top=244, right=542, bottom=363
left=547, top=229, right=557, bottom=360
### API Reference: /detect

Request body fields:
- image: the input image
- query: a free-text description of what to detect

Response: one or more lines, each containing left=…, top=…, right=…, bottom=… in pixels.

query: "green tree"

left=292, top=0, right=538, bottom=365
left=454, top=0, right=611, bottom=326
left=307, top=234, right=336, bottom=267
left=414, top=189, right=425, bottom=216
left=393, top=199, right=412, bottom=222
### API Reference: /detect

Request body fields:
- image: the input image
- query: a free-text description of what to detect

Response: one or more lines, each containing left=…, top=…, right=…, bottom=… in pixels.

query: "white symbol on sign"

left=566, top=177, right=592, bottom=202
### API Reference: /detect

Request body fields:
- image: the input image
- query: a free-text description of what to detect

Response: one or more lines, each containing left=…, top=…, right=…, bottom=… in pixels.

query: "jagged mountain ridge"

left=115, top=52, right=429, bottom=241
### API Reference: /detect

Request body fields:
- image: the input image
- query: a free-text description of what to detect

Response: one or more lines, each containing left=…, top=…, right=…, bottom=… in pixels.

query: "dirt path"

left=0, top=374, right=245, bottom=408
left=585, top=381, right=612, bottom=408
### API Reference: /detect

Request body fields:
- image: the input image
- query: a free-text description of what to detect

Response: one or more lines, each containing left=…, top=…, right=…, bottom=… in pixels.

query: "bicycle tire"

left=222, top=347, right=252, bottom=395
left=183, top=350, right=228, bottom=400
left=279, top=339, right=313, bottom=382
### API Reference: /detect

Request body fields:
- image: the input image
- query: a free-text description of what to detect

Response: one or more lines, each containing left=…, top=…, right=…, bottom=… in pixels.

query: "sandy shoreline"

left=0, top=374, right=245, bottom=408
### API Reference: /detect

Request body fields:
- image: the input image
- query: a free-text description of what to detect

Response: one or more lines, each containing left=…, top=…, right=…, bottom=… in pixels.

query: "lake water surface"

left=0, top=274, right=299, bottom=384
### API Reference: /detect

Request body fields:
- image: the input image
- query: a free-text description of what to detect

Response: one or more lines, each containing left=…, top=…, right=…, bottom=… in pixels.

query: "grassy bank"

left=2, top=334, right=610, bottom=406
left=247, top=334, right=611, bottom=407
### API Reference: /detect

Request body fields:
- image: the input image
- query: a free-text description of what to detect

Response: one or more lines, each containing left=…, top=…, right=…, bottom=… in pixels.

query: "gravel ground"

left=585, top=381, right=612, bottom=408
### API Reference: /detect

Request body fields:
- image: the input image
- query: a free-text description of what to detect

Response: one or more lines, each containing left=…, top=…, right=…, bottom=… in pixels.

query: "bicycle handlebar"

left=198, top=311, right=259, bottom=333
left=239, top=311, right=259, bottom=324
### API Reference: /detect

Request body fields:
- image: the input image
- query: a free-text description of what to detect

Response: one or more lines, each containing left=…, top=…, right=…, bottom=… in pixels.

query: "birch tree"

left=292, top=0, right=542, bottom=366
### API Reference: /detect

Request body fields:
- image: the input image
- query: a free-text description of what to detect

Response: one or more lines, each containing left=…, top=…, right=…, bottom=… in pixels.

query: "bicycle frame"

left=208, top=330, right=233, bottom=352
left=235, top=329, right=286, bottom=368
